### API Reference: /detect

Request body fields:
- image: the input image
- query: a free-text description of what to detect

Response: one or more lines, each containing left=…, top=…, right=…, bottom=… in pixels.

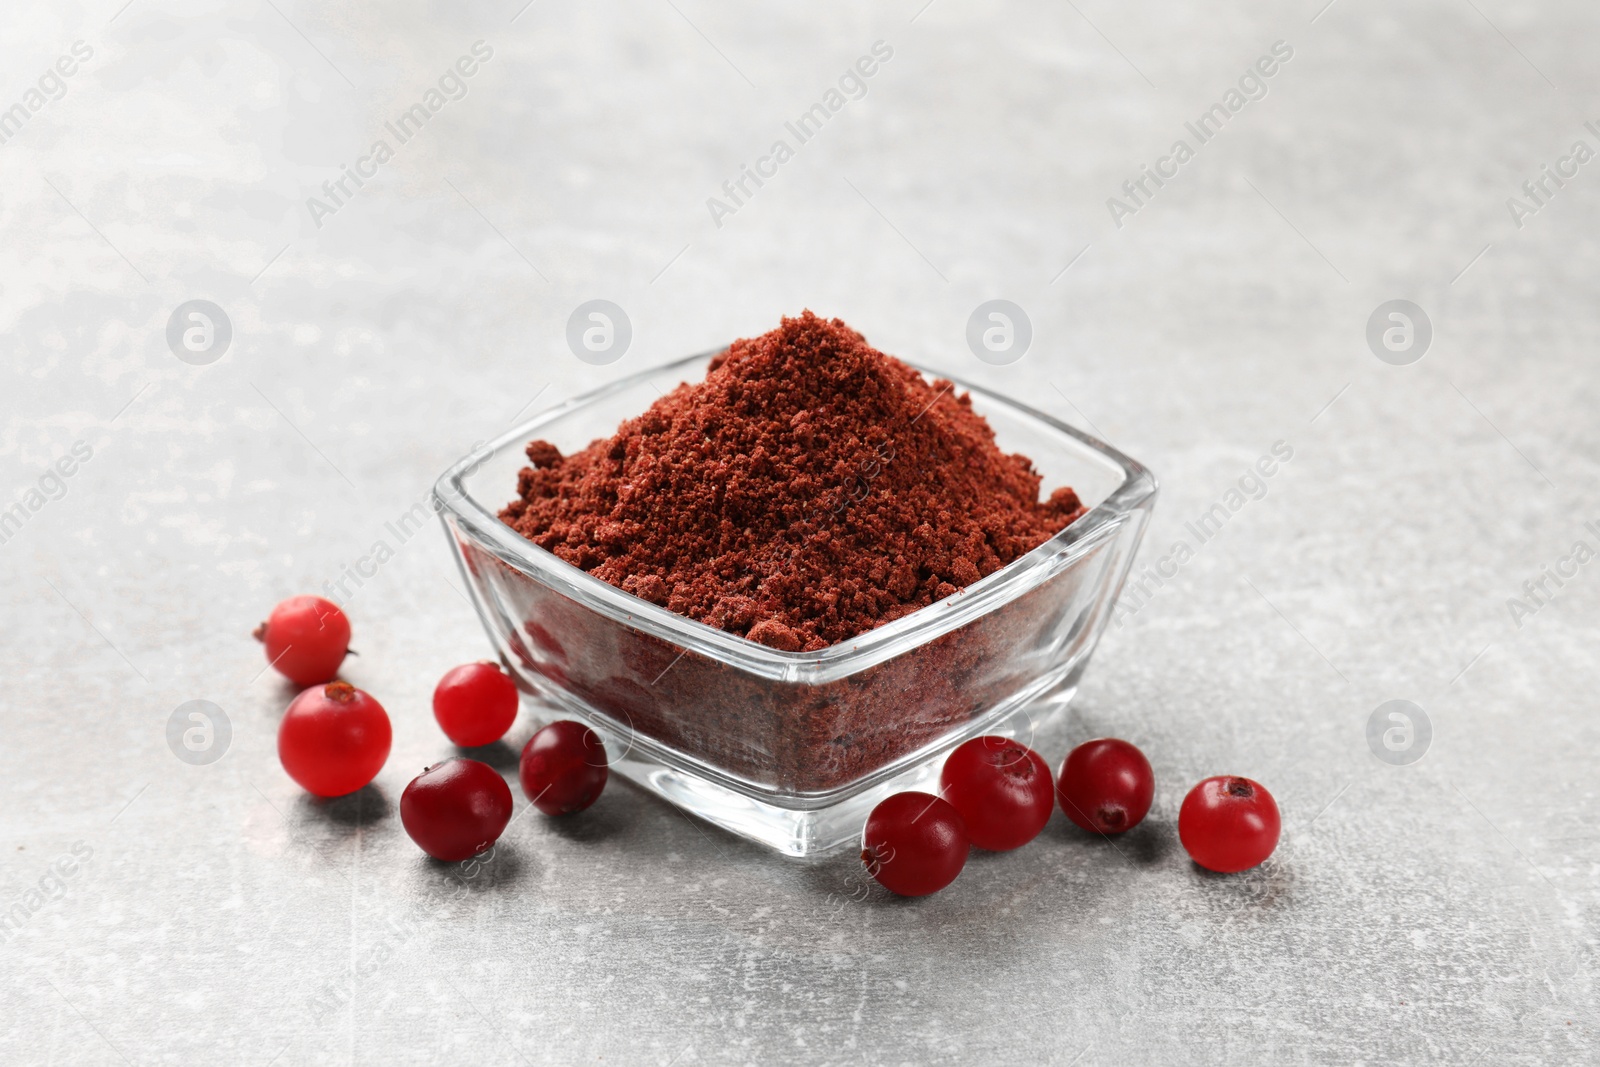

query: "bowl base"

left=523, top=683, right=1078, bottom=859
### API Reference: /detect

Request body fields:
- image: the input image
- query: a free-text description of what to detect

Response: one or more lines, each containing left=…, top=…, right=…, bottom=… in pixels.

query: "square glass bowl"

left=433, top=351, right=1156, bottom=857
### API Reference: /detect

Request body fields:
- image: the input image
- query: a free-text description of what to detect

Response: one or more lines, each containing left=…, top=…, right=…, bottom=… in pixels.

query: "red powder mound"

left=500, top=311, right=1086, bottom=651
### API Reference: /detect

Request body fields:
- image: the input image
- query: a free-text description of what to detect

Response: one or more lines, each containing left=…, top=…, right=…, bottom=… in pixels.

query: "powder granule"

left=500, top=311, right=1086, bottom=651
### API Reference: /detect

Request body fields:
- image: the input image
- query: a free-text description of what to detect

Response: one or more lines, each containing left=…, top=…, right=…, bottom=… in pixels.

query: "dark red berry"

left=254, top=595, right=350, bottom=687
left=433, top=661, right=519, bottom=747
left=1179, top=775, right=1281, bottom=873
left=861, top=792, right=968, bottom=897
left=938, top=735, right=1054, bottom=851
left=1057, top=738, right=1155, bottom=835
left=277, top=682, right=391, bottom=797
left=400, top=758, right=513, bottom=861
left=518, top=721, right=607, bottom=815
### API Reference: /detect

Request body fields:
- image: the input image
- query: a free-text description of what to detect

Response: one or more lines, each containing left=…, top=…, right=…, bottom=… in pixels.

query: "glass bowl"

left=432, top=350, right=1157, bottom=857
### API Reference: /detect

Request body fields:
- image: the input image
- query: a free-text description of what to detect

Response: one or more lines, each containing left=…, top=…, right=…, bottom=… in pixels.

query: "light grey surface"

left=2, top=1, right=1597, bottom=1064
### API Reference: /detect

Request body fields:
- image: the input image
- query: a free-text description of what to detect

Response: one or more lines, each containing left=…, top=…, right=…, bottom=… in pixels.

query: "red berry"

left=253, top=595, right=350, bottom=687
left=861, top=792, right=968, bottom=897
left=1179, top=775, right=1281, bottom=873
left=277, top=682, right=391, bottom=797
left=400, top=758, right=513, bottom=861
left=518, top=721, right=607, bottom=815
left=433, top=661, right=519, bottom=747
left=1057, top=738, right=1155, bottom=835
left=938, top=735, right=1053, bottom=851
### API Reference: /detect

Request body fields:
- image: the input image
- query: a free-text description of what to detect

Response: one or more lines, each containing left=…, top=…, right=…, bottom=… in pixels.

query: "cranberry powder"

left=501, top=311, right=1085, bottom=651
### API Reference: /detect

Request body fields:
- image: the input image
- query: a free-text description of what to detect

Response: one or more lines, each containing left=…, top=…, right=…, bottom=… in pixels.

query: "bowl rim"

left=432, top=348, right=1158, bottom=681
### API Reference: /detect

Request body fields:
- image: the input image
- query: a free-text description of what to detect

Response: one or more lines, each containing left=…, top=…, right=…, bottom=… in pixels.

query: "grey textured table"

left=2, top=1, right=1596, bottom=1064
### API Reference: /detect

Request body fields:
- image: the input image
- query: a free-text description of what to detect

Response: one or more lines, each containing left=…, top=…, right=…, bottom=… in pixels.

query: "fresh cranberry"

left=518, top=721, right=608, bottom=815
left=861, top=792, right=968, bottom=897
left=1057, top=738, right=1155, bottom=835
left=400, top=758, right=513, bottom=861
left=938, top=735, right=1054, bottom=850
left=433, top=661, right=519, bottom=746
left=253, top=595, right=350, bottom=687
left=1179, top=775, right=1281, bottom=873
left=277, top=682, right=391, bottom=797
